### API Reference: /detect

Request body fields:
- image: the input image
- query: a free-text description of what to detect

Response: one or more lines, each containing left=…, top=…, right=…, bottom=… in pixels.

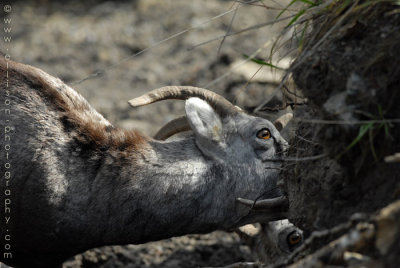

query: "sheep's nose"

left=277, top=138, right=289, bottom=156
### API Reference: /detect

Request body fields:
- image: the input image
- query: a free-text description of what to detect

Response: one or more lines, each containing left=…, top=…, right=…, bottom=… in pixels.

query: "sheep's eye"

left=256, top=128, right=271, bottom=140
left=287, top=231, right=302, bottom=246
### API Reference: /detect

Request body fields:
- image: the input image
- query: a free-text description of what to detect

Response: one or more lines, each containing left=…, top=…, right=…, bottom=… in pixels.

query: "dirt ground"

left=3, top=1, right=292, bottom=267
left=279, top=3, right=400, bottom=267
left=288, top=1, right=400, bottom=234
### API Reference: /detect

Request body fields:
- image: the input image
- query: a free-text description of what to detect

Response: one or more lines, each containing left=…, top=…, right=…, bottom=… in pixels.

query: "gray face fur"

left=0, top=57, right=289, bottom=268
left=262, top=220, right=304, bottom=262
left=185, top=97, right=288, bottom=163
left=238, top=220, right=303, bottom=264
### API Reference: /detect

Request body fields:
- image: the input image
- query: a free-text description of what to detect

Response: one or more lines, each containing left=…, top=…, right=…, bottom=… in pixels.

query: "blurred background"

left=6, top=0, right=293, bottom=267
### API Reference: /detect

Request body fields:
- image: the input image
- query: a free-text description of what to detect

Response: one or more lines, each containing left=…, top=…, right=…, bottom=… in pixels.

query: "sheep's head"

left=237, top=220, right=303, bottom=263
left=129, top=86, right=291, bottom=225
left=129, top=86, right=290, bottom=159
left=262, top=220, right=304, bottom=262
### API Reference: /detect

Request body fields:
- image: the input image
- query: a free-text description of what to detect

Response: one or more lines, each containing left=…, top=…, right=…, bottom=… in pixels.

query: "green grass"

left=341, top=105, right=393, bottom=161
left=243, top=54, right=285, bottom=70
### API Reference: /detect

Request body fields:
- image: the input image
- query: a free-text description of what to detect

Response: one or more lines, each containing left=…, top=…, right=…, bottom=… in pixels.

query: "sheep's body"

left=0, top=56, right=288, bottom=267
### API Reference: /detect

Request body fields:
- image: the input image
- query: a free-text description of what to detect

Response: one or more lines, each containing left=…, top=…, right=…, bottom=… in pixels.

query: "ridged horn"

left=236, top=196, right=288, bottom=211
left=273, top=113, right=293, bottom=131
left=128, top=86, right=240, bottom=116
left=154, top=116, right=191, bottom=141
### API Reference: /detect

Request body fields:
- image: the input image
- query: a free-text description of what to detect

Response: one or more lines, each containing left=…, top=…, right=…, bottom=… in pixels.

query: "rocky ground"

left=10, top=0, right=291, bottom=135
left=3, top=1, right=292, bottom=267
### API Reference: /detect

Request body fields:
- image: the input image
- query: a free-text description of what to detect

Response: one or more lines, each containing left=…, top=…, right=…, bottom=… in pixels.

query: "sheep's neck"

left=80, top=138, right=232, bottom=247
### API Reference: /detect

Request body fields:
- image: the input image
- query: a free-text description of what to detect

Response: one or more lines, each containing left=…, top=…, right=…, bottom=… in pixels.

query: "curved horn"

left=128, top=86, right=240, bottom=116
left=154, top=116, right=191, bottom=141
left=236, top=196, right=288, bottom=211
left=273, top=113, right=293, bottom=131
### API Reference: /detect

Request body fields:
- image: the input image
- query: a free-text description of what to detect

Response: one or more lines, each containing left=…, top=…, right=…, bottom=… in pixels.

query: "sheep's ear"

left=185, top=98, right=223, bottom=143
left=185, top=97, right=225, bottom=159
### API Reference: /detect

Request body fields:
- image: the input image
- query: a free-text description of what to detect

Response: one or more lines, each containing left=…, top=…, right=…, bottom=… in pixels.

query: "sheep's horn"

left=273, top=113, right=293, bottom=131
left=154, top=116, right=191, bottom=141
left=129, top=86, right=240, bottom=117
left=236, top=196, right=288, bottom=211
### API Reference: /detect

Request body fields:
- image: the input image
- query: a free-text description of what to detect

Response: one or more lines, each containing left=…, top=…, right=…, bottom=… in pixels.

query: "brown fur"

left=0, top=55, right=149, bottom=151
